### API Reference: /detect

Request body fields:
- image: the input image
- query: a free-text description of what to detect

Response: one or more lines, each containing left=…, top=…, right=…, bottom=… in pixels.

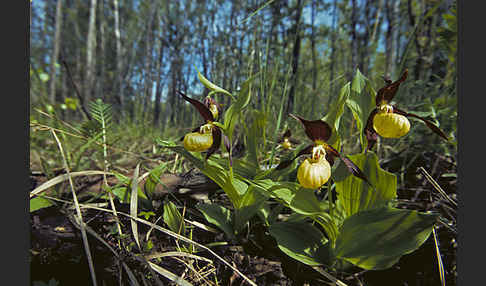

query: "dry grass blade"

left=50, top=129, right=98, bottom=286
left=183, top=219, right=219, bottom=234
left=418, top=167, right=457, bottom=207
left=432, top=227, right=446, bottom=286
left=145, top=251, right=213, bottom=264
left=146, top=216, right=163, bottom=241
left=148, top=262, right=193, bottom=286
left=131, top=163, right=141, bottom=250
left=30, top=170, right=111, bottom=198
left=312, top=266, right=349, bottom=286
left=66, top=213, right=141, bottom=286
left=41, top=196, right=258, bottom=286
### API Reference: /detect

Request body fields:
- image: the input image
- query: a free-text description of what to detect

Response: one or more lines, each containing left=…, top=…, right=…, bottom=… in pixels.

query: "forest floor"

left=30, top=149, right=457, bottom=286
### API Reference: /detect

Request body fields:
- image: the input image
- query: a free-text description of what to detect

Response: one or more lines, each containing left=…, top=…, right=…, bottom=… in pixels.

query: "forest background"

left=29, top=0, right=457, bottom=285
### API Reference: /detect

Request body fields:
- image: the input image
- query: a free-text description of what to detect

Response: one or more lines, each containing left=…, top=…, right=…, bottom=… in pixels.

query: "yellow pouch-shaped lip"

left=373, top=112, right=410, bottom=139
left=297, top=158, right=331, bottom=189
left=183, top=132, right=213, bottom=152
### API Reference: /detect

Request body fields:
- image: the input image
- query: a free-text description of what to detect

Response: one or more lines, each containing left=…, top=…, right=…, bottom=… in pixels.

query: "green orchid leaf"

left=346, top=69, right=376, bottom=152
left=234, top=185, right=268, bottom=232
left=163, top=201, right=186, bottom=235
left=196, top=203, right=234, bottom=239
left=156, top=140, right=242, bottom=206
left=269, top=221, right=330, bottom=266
left=143, top=163, right=168, bottom=200
left=335, top=206, right=438, bottom=270
left=223, top=75, right=255, bottom=140
left=196, top=70, right=233, bottom=97
left=30, top=196, right=54, bottom=213
left=289, top=187, right=327, bottom=216
left=322, top=82, right=351, bottom=149
left=335, top=152, right=397, bottom=217
left=245, top=109, right=266, bottom=170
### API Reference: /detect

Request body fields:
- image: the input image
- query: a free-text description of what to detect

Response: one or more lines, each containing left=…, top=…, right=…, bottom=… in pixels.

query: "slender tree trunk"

left=350, top=0, right=358, bottom=80
left=98, top=0, right=106, bottom=102
left=153, top=14, right=166, bottom=128
left=385, top=0, right=398, bottom=79
left=48, top=0, right=63, bottom=105
left=408, top=0, right=425, bottom=80
left=84, top=0, right=98, bottom=104
left=329, top=0, right=338, bottom=98
left=285, top=0, right=303, bottom=118
left=141, top=0, right=157, bottom=123
left=310, top=0, right=318, bottom=117
left=112, top=0, right=124, bottom=113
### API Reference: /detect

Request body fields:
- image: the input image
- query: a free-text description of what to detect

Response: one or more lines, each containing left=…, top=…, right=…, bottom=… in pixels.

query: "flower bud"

left=281, top=138, right=292, bottom=150
left=373, top=112, right=411, bottom=138
left=183, top=132, right=213, bottom=152
left=297, top=158, right=331, bottom=189
left=209, top=104, right=219, bottom=120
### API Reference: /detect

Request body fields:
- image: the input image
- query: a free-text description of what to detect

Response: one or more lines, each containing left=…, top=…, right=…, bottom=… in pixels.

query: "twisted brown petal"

left=393, top=106, right=449, bottom=141
left=179, top=91, right=214, bottom=122
left=290, top=114, right=332, bottom=142
left=376, top=69, right=408, bottom=104
left=324, top=144, right=372, bottom=186
left=364, top=108, right=379, bottom=152
left=275, top=144, right=314, bottom=170
left=205, top=127, right=222, bottom=160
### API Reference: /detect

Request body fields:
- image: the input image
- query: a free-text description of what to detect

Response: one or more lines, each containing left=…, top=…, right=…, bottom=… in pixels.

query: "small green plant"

left=155, top=67, right=448, bottom=277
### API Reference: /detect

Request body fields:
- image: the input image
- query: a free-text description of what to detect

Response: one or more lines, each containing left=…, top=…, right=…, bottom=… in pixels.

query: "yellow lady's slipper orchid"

left=179, top=92, right=222, bottom=159
left=373, top=104, right=410, bottom=138
left=364, top=70, right=448, bottom=151
left=297, top=157, right=331, bottom=189
left=276, top=114, right=371, bottom=189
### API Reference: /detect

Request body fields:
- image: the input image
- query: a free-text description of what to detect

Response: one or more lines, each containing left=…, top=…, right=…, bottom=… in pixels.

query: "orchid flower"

left=276, top=114, right=370, bottom=189
left=364, top=69, right=449, bottom=151
left=179, top=92, right=222, bottom=159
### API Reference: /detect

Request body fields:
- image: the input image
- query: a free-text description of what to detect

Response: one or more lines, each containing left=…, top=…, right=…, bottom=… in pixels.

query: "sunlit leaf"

left=223, top=75, right=255, bottom=141
left=30, top=196, right=54, bottom=213
left=196, top=70, right=232, bottom=97
left=322, top=82, right=350, bottom=148
left=346, top=69, right=376, bottom=152
left=163, top=201, right=186, bottom=235
left=335, top=152, right=397, bottom=217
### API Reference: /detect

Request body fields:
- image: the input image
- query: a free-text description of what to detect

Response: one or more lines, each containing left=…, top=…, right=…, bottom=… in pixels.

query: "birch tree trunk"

left=112, top=0, right=124, bottom=112
left=84, top=0, right=98, bottom=104
left=48, top=0, right=63, bottom=105
left=285, top=0, right=303, bottom=118
left=385, top=0, right=399, bottom=79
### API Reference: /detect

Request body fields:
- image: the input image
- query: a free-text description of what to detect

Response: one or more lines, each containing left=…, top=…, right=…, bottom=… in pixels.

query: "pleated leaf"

left=335, top=152, right=397, bottom=217
left=269, top=221, right=329, bottom=266
left=335, top=206, right=438, bottom=270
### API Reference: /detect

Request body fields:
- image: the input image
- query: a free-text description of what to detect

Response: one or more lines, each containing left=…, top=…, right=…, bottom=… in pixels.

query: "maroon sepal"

left=179, top=91, right=214, bottom=122
left=324, top=144, right=372, bottom=186
left=290, top=114, right=332, bottom=142
left=364, top=108, right=379, bottom=152
left=205, top=127, right=222, bottom=160
left=375, top=69, right=408, bottom=104
left=283, top=129, right=292, bottom=139
left=275, top=144, right=314, bottom=170
left=393, top=106, right=449, bottom=141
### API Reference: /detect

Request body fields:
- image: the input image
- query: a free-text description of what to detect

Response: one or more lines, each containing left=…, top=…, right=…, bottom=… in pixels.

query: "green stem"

left=327, top=183, right=334, bottom=223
